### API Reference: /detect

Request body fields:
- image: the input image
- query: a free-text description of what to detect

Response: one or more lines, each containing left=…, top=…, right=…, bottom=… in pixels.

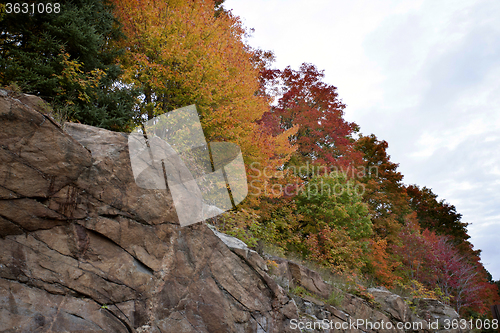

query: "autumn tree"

left=392, top=214, right=432, bottom=282
left=406, top=185, right=473, bottom=255
left=355, top=134, right=410, bottom=242
left=367, top=238, right=402, bottom=287
left=111, top=0, right=296, bottom=198
left=260, top=63, right=362, bottom=171
left=295, top=173, right=372, bottom=271
left=306, top=225, right=367, bottom=273
left=426, top=230, right=500, bottom=315
left=0, top=0, right=137, bottom=130
left=428, top=233, right=484, bottom=312
left=393, top=217, right=499, bottom=315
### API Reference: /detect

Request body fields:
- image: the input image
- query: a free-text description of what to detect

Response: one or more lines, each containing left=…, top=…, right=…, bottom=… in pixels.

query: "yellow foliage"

left=112, top=0, right=296, bottom=200
left=54, top=51, right=106, bottom=104
left=396, top=279, right=438, bottom=300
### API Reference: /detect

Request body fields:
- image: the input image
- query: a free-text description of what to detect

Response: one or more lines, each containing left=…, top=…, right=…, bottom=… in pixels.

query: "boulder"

left=269, top=258, right=333, bottom=300
left=416, top=298, right=466, bottom=333
left=368, top=287, right=410, bottom=322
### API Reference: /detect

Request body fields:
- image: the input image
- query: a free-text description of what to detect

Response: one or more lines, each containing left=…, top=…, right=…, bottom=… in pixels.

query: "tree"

left=425, top=230, right=496, bottom=314
left=355, top=134, right=410, bottom=242
left=0, top=0, right=137, bottom=130
left=392, top=214, right=432, bottom=282
left=112, top=0, right=296, bottom=198
left=296, top=173, right=372, bottom=272
left=296, top=173, right=372, bottom=240
left=406, top=185, right=473, bottom=255
left=367, top=238, right=402, bottom=287
left=260, top=63, right=362, bottom=171
left=394, top=218, right=498, bottom=315
left=306, top=224, right=366, bottom=273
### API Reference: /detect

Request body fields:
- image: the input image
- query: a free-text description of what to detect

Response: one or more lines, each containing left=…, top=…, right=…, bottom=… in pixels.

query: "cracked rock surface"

left=0, top=92, right=297, bottom=333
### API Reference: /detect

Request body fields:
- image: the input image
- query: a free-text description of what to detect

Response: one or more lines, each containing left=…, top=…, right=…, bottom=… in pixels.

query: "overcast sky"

left=224, top=0, right=500, bottom=280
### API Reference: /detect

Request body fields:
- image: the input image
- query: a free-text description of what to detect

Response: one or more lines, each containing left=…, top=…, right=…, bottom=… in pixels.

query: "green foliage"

left=297, top=173, right=372, bottom=240
left=290, top=286, right=311, bottom=297
left=326, top=288, right=344, bottom=307
left=255, top=197, right=303, bottom=253
left=214, top=209, right=261, bottom=248
left=215, top=204, right=301, bottom=254
left=223, top=173, right=374, bottom=273
left=355, top=134, right=410, bottom=243
left=0, top=3, right=6, bottom=17
left=0, top=0, right=137, bottom=131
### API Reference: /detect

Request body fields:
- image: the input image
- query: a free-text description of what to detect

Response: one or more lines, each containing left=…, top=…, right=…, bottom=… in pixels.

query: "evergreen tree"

left=405, top=185, right=474, bottom=255
left=0, top=0, right=137, bottom=131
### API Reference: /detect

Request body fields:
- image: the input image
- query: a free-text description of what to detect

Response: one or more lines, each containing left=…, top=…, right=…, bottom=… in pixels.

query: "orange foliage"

left=111, top=0, right=296, bottom=200
left=306, top=225, right=366, bottom=273
left=369, top=238, right=402, bottom=287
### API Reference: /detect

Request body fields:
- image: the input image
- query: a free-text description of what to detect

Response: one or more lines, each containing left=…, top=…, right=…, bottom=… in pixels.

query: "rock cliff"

left=0, top=91, right=467, bottom=332
left=0, top=91, right=296, bottom=332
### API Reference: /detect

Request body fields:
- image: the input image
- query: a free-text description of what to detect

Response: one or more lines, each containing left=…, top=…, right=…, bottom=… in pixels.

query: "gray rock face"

left=0, top=93, right=296, bottom=332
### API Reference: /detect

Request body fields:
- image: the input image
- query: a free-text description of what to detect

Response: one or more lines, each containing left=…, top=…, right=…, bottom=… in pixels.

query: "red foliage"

left=259, top=63, right=362, bottom=169
left=394, top=216, right=500, bottom=315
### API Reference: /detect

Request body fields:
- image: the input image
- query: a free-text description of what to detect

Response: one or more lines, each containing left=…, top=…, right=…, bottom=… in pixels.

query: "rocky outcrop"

left=0, top=91, right=470, bottom=333
left=0, top=91, right=297, bottom=332
left=267, top=258, right=471, bottom=333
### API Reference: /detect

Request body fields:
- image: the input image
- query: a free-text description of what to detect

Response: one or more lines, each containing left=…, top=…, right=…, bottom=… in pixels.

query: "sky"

left=223, top=0, right=500, bottom=280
